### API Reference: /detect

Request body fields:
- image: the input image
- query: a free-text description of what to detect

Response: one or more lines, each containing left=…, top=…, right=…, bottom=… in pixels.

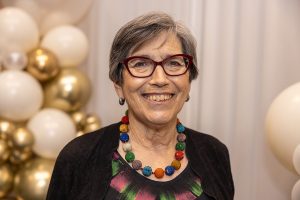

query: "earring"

left=185, top=95, right=190, bottom=102
left=119, top=98, right=125, bottom=105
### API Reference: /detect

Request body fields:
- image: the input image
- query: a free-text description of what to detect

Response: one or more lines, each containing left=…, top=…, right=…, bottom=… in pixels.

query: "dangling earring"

left=119, top=98, right=125, bottom=105
left=185, top=95, right=190, bottom=102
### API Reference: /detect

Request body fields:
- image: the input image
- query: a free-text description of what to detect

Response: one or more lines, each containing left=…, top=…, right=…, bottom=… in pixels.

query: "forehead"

left=130, top=32, right=182, bottom=56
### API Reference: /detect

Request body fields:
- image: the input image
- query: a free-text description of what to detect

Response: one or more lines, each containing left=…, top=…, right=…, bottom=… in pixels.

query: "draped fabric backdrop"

left=79, top=0, right=300, bottom=199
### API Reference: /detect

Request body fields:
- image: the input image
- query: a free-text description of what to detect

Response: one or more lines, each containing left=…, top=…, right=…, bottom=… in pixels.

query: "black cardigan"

left=46, top=122, right=234, bottom=200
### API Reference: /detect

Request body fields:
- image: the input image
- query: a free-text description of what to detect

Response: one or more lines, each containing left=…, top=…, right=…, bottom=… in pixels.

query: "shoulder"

left=185, top=127, right=229, bottom=154
left=56, top=122, right=120, bottom=163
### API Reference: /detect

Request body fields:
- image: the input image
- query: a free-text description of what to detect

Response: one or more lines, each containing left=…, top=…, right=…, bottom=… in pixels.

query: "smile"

left=143, top=94, right=174, bottom=102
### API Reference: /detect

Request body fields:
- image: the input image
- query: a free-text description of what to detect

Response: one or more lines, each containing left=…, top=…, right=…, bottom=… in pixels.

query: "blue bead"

left=165, top=166, right=175, bottom=176
left=142, top=166, right=152, bottom=176
left=119, top=133, right=129, bottom=142
left=176, top=124, right=185, bottom=133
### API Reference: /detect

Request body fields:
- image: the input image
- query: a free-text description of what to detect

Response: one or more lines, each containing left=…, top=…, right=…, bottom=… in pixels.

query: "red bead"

left=121, top=116, right=129, bottom=124
left=175, top=151, right=184, bottom=160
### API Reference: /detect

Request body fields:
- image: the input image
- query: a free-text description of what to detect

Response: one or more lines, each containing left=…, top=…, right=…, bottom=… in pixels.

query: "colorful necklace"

left=119, top=112, right=187, bottom=179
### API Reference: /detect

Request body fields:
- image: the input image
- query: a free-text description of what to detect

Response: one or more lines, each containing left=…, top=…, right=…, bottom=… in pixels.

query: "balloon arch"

left=0, top=1, right=100, bottom=199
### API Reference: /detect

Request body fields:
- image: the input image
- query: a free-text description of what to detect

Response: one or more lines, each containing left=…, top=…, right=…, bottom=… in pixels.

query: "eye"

left=128, top=58, right=152, bottom=68
left=165, top=58, right=185, bottom=67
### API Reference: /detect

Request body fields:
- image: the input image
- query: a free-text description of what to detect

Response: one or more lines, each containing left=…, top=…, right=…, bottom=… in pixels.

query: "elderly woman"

left=46, top=12, right=234, bottom=200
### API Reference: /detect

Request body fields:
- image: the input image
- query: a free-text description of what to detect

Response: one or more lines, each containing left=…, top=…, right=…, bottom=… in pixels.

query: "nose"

left=148, top=65, right=169, bottom=87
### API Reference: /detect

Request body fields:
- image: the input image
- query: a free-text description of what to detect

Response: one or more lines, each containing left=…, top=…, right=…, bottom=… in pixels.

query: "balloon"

left=0, top=49, right=4, bottom=71
left=14, top=157, right=55, bottom=200
left=43, top=68, right=91, bottom=112
left=9, top=148, right=33, bottom=165
left=2, top=48, right=28, bottom=70
left=265, top=82, right=300, bottom=173
left=26, top=48, right=60, bottom=82
left=27, top=108, right=76, bottom=159
left=0, top=139, right=10, bottom=164
left=84, top=114, right=101, bottom=133
left=70, top=111, right=87, bottom=131
left=293, top=144, right=300, bottom=175
left=10, top=127, right=34, bottom=150
left=0, top=7, right=39, bottom=52
left=0, top=120, right=15, bottom=140
left=292, top=179, right=300, bottom=200
left=0, top=70, right=43, bottom=121
left=0, top=164, right=14, bottom=198
left=41, top=25, right=89, bottom=67
left=2, top=0, right=94, bottom=35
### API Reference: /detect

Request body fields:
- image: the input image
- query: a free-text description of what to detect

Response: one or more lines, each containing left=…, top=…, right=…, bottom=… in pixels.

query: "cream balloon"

left=41, top=25, right=89, bottom=67
left=2, top=0, right=94, bottom=35
left=2, top=49, right=28, bottom=70
left=293, top=144, right=300, bottom=175
left=0, top=70, right=43, bottom=121
left=0, top=7, right=39, bottom=52
left=265, top=82, right=300, bottom=173
left=292, top=179, right=300, bottom=200
left=27, top=108, right=76, bottom=159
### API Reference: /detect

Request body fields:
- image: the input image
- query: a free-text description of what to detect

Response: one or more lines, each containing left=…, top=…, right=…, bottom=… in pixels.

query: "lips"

left=142, top=93, right=174, bottom=102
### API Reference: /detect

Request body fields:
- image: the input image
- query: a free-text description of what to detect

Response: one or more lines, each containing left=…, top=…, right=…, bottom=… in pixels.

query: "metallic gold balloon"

left=9, top=149, right=33, bottom=165
left=26, top=48, right=60, bottom=82
left=71, top=111, right=87, bottom=131
left=0, top=164, right=14, bottom=198
left=0, top=120, right=15, bottom=140
left=10, top=128, right=34, bottom=150
left=0, top=139, right=10, bottom=163
left=43, top=68, right=91, bottom=112
left=83, top=114, right=101, bottom=133
left=76, top=130, right=85, bottom=137
left=14, top=158, right=55, bottom=200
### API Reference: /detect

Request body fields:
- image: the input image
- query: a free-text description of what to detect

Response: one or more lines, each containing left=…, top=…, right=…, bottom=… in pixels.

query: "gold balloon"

left=70, top=111, right=87, bottom=131
left=14, top=158, right=55, bottom=200
left=43, top=68, right=91, bottom=112
left=0, top=164, right=14, bottom=198
left=76, top=130, right=85, bottom=137
left=26, top=48, right=60, bottom=82
left=83, top=114, right=101, bottom=133
left=10, top=128, right=34, bottom=150
left=0, top=120, right=15, bottom=140
left=9, top=149, right=33, bottom=165
left=0, top=139, right=10, bottom=163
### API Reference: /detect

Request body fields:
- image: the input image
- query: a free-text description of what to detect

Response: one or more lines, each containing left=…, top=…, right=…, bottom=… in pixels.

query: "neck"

left=128, top=113, right=178, bottom=150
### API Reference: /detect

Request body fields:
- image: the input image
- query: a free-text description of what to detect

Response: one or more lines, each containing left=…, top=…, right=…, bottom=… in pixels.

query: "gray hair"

left=109, top=12, right=198, bottom=85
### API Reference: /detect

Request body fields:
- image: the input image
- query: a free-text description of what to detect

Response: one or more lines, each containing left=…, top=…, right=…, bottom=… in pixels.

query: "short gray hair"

left=109, top=12, right=198, bottom=85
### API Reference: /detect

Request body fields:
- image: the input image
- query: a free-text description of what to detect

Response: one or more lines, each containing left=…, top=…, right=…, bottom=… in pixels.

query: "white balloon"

left=0, top=7, right=39, bottom=52
left=41, top=25, right=89, bottom=67
left=293, top=144, right=300, bottom=175
left=265, top=82, right=300, bottom=173
left=2, top=49, right=28, bottom=70
left=2, top=0, right=94, bottom=35
left=27, top=108, right=76, bottom=159
left=0, top=70, right=43, bottom=121
left=292, top=179, right=300, bottom=200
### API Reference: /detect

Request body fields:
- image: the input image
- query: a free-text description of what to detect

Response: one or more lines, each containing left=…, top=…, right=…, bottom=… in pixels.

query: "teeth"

left=145, top=94, right=172, bottom=102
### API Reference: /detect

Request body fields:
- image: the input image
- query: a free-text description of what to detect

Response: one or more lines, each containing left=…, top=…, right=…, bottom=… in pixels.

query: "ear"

left=114, top=82, right=124, bottom=99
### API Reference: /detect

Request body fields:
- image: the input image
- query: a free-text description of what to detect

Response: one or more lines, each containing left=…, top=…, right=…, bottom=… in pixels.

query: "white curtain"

left=80, top=0, right=300, bottom=199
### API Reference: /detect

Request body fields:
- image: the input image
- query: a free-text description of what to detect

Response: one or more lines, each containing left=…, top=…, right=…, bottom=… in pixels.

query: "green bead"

left=125, top=151, right=135, bottom=162
left=125, top=109, right=129, bottom=116
left=175, top=142, right=186, bottom=151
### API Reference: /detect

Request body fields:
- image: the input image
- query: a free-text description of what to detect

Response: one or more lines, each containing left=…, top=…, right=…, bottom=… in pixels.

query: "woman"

left=46, top=12, right=234, bottom=200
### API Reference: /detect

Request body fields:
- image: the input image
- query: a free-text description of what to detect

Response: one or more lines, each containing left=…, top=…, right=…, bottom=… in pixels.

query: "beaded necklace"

left=119, top=113, right=187, bottom=179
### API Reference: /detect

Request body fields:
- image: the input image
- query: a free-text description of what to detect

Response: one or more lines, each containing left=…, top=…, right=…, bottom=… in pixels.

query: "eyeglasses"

left=121, top=54, right=193, bottom=78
